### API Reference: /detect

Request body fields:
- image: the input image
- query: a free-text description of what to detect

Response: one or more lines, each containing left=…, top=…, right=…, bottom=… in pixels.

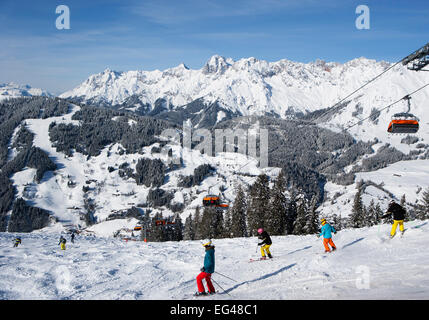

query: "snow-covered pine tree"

left=366, top=200, right=377, bottom=227
left=375, top=203, right=383, bottom=225
left=285, top=188, right=298, bottom=235
left=171, top=213, right=183, bottom=241
left=400, top=194, right=410, bottom=222
left=292, top=193, right=308, bottom=235
left=223, top=208, right=232, bottom=238
left=193, top=207, right=203, bottom=240
left=230, top=184, right=248, bottom=238
left=183, top=213, right=195, bottom=240
left=349, top=183, right=365, bottom=228
left=303, top=195, right=319, bottom=234
left=331, top=213, right=342, bottom=231
left=382, top=200, right=393, bottom=224
left=198, top=207, right=213, bottom=239
left=246, top=174, right=270, bottom=236
left=267, top=170, right=288, bottom=235
left=416, top=187, right=429, bottom=220
left=148, top=212, right=165, bottom=242
left=209, top=208, right=225, bottom=239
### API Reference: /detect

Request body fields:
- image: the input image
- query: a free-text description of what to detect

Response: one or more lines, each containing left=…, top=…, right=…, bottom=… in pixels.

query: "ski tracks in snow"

left=1, top=220, right=429, bottom=299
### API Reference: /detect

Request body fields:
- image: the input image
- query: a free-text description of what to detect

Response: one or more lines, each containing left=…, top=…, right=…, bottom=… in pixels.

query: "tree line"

left=348, top=181, right=429, bottom=228
left=142, top=171, right=429, bottom=243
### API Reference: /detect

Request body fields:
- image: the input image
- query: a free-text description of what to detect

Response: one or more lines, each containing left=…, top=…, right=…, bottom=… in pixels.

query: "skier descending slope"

left=318, top=219, right=337, bottom=253
left=13, top=237, right=22, bottom=248
left=194, top=239, right=216, bottom=297
left=382, top=200, right=406, bottom=238
left=257, top=228, right=273, bottom=259
left=58, top=236, right=67, bottom=250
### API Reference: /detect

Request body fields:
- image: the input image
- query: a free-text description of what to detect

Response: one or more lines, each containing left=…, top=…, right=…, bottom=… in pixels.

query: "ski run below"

left=1, top=220, right=429, bottom=300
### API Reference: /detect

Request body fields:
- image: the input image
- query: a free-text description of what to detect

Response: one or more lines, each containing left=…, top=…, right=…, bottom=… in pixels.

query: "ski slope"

left=1, top=220, right=428, bottom=300
left=318, top=159, right=429, bottom=219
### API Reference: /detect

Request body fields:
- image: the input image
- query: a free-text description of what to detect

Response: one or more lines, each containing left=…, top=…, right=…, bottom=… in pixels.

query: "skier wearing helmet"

left=257, top=228, right=272, bottom=259
left=194, top=239, right=216, bottom=296
left=318, top=218, right=337, bottom=253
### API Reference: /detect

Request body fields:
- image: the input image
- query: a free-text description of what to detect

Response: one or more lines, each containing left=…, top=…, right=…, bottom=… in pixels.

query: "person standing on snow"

left=318, top=218, right=337, bottom=253
left=58, top=236, right=67, bottom=250
left=382, top=200, right=406, bottom=238
left=71, top=233, right=75, bottom=243
left=257, top=228, right=273, bottom=259
left=13, top=237, right=22, bottom=247
left=195, top=239, right=216, bottom=296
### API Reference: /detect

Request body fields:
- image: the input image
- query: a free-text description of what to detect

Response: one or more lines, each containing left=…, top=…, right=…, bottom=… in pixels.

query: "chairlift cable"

left=343, top=82, right=429, bottom=132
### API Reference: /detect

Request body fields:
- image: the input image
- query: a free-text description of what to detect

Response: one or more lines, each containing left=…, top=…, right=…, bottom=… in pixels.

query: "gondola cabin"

left=202, top=195, right=229, bottom=209
left=133, top=226, right=142, bottom=231
left=387, top=113, right=419, bottom=134
left=203, top=195, right=221, bottom=207
left=155, top=220, right=166, bottom=226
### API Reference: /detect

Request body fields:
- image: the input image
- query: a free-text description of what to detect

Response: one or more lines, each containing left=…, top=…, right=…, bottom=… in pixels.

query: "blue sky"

left=0, top=0, right=428, bottom=94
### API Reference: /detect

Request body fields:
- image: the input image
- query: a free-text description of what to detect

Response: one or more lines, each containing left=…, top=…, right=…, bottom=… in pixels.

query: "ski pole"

left=214, top=271, right=237, bottom=282
left=211, top=277, right=231, bottom=296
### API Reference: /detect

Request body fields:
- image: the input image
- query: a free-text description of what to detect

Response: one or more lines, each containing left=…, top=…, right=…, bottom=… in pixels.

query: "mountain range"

left=0, top=83, right=52, bottom=102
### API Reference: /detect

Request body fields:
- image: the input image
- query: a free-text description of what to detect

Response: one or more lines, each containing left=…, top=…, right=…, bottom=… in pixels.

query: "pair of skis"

left=249, top=257, right=273, bottom=262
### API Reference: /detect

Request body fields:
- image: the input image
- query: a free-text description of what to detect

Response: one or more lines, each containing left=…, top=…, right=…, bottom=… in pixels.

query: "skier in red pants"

left=195, top=239, right=216, bottom=296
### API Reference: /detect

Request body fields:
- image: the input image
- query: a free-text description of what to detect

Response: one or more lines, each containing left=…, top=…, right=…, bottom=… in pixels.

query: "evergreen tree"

left=267, top=170, right=288, bottom=235
left=247, top=174, right=270, bottom=236
left=332, top=213, right=342, bottom=231
left=140, top=209, right=152, bottom=241
left=183, top=213, right=195, bottom=240
left=171, top=213, right=183, bottom=241
left=230, top=185, right=248, bottom=238
left=382, top=200, right=393, bottom=224
left=210, top=209, right=225, bottom=239
left=366, top=200, right=377, bottom=227
left=303, top=195, right=319, bottom=234
left=292, top=193, right=307, bottom=235
left=223, top=208, right=232, bottom=238
left=400, top=194, right=410, bottom=222
left=375, top=203, right=383, bottom=225
left=199, top=207, right=214, bottom=239
left=349, top=184, right=365, bottom=228
left=285, top=188, right=298, bottom=235
left=193, top=207, right=203, bottom=240
left=416, top=188, right=429, bottom=220
left=148, top=212, right=165, bottom=242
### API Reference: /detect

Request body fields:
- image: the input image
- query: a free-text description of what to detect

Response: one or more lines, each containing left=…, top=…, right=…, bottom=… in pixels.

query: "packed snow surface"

left=1, top=220, right=428, bottom=300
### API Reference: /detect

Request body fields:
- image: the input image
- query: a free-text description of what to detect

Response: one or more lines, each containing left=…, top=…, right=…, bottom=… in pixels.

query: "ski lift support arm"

left=402, top=42, right=429, bottom=71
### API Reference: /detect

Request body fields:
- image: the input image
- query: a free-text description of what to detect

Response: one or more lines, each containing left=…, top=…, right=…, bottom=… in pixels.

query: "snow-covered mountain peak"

left=0, top=82, right=52, bottom=102
left=202, top=54, right=232, bottom=74
left=59, top=54, right=429, bottom=145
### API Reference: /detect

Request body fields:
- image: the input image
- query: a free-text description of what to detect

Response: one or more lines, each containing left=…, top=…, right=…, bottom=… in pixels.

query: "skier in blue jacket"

left=318, top=218, right=337, bottom=253
left=195, top=239, right=215, bottom=296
